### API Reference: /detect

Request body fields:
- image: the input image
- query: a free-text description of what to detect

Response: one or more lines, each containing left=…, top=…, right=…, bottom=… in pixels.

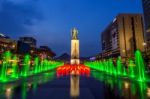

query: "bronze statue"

left=72, top=28, right=78, bottom=39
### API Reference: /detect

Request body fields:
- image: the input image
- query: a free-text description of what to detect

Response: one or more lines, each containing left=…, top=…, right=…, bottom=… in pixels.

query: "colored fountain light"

left=11, top=55, right=18, bottom=78
left=0, top=51, right=64, bottom=83
left=57, top=28, right=90, bottom=77
left=135, top=50, right=145, bottom=81
left=91, top=71, right=149, bottom=99
left=85, top=50, right=147, bottom=82
left=116, top=56, right=124, bottom=76
left=34, top=57, right=39, bottom=74
left=128, top=59, right=135, bottom=78
left=56, top=64, right=90, bottom=77
left=0, top=51, right=11, bottom=81
left=22, top=54, right=30, bottom=77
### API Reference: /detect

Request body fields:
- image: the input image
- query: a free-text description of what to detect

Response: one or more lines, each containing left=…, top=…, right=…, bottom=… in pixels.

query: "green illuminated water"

left=11, top=55, right=18, bottom=78
left=0, top=51, right=11, bottom=81
left=22, top=54, right=30, bottom=77
left=135, top=50, right=145, bottom=81
left=117, top=57, right=122, bottom=76
left=91, top=71, right=148, bottom=99
left=128, top=59, right=135, bottom=78
left=85, top=50, right=147, bottom=82
left=34, top=57, right=39, bottom=74
left=0, top=51, right=63, bottom=82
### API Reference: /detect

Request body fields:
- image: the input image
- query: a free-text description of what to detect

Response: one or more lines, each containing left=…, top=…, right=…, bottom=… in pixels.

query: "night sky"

left=0, top=0, right=143, bottom=57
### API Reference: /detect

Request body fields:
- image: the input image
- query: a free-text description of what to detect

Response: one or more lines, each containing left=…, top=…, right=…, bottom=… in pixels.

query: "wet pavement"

left=0, top=70, right=150, bottom=99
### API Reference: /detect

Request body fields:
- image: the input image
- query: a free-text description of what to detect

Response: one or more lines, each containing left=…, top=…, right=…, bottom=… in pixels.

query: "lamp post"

left=143, top=42, right=147, bottom=54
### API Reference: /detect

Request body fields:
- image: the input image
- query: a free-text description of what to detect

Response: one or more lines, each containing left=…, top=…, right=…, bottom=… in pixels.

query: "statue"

left=72, top=28, right=78, bottom=39
left=71, top=28, right=80, bottom=65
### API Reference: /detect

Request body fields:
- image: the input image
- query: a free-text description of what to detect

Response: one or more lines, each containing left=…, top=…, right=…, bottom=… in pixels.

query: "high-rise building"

left=142, top=0, right=150, bottom=49
left=0, top=33, right=17, bottom=53
left=17, top=41, right=31, bottom=54
left=17, top=37, right=37, bottom=55
left=101, top=14, right=145, bottom=58
left=19, top=37, right=36, bottom=48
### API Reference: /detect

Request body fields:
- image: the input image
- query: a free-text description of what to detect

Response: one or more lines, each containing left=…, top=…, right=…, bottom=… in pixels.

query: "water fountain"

left=123, top=65, right=127, bottom=76
left=85, top=50, right=147, bottom=82
left=11, top=55, right=18, bottom=78
left=104, top=60, right=109, bottom=73
left=117, top=56, right=123, bottom=76
left=40, top=60, right=44, bottom=72
left=34, top=57, right=39, bottom=74
left=128, top=59, right=135, bottom=78
left=0, top=51, right=11, bottom=81
left=135, top=50, right=145, bottom=81
left=0, top=51, right=63, bottom=83
left=43, top=59, right=48, bottom=71
left=22, top=54, right=30, bottom=77
left=108, top=59, right=116, bottom=75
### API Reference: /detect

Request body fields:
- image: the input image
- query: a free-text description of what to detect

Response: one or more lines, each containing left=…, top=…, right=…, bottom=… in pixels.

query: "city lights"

left=0, top=0, right=150, bottom=99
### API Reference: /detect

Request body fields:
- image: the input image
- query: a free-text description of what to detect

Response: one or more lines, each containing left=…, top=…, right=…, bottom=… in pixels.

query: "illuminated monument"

left=71, top=28, right=80, bottom=65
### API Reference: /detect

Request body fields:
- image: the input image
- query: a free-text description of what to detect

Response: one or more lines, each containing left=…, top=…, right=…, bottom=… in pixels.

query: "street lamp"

left=143, top=42, right=147, bottom=46
left=143, top=42, right=147, bottom=53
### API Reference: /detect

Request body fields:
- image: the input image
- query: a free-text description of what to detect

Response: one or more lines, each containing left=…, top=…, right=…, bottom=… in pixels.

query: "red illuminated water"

left=56, top=64, right=90, bottom=77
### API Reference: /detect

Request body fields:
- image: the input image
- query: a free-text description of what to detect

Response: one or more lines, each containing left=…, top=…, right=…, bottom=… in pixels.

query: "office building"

left=142, top=0, right=150, bottom=49
left=19, top=37, right=36, bottom=48
left=0, top=33, right=17, bottom=53
left=101, top=14, right=145, bottom=58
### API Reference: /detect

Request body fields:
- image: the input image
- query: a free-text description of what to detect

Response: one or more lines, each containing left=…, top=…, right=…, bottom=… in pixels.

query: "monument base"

left=70, top=59, right=80, bottom=65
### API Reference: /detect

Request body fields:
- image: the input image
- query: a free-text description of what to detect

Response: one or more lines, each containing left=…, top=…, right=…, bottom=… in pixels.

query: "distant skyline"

left=0, top=0, right=143, bottom=56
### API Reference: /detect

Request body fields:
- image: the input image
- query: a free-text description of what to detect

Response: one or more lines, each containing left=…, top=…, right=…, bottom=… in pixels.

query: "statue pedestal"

left=71, top=59, right=80, bottom=65
left=71, top=40, right=80, bottom=65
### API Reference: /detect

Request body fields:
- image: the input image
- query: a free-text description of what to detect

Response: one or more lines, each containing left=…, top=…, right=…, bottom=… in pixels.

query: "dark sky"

left=0, top=0, right=143, bottom=57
